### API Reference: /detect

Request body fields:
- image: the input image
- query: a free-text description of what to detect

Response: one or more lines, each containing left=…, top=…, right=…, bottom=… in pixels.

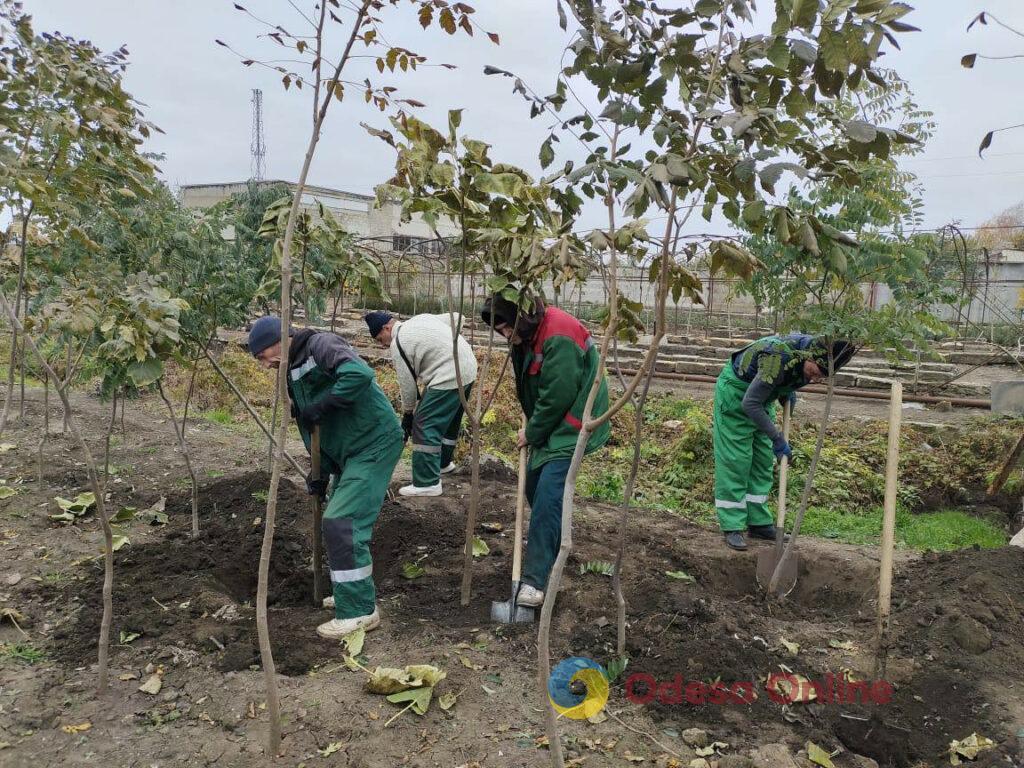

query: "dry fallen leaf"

left=318, top=741, right=345, bottom=757
left=623, top=751, right=646, bottom=762
left=949, top=733, right=996, bottom=765
left=138, top=674, right=162, bottom=695
left=779, top=637, right=800, bottom=656
left=61, top=722, right=92, bottom=734
left=459, top=656, right=483, bottom=671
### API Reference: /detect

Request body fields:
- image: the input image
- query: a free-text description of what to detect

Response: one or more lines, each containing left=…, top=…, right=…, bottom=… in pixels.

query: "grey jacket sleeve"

left=308, top=333, right=360, bottom=374
left=741, top=377, right=782, bottom=441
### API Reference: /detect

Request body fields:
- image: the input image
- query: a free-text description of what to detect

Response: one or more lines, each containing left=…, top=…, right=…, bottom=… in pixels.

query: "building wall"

left=179, top=180, right=459, bottom=245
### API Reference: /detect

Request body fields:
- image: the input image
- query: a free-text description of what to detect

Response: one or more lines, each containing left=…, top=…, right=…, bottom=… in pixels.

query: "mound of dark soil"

left=51, top=473, right=329, bottom=676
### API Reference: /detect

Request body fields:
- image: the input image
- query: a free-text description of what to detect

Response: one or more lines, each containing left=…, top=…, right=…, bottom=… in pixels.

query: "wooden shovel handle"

left=512, top=416, right=528, bottom=584
left=311, top=426, right=324, bottom=604
left=776, top=401, right=792, bottom=529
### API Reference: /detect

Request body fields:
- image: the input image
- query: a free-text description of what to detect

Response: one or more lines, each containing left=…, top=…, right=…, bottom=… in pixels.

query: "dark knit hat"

left=248, top=316, right=286, bottom=357
left=811, top=339, right=857, bottom=373
left=363, top=311, right=393, bottom=339
left=481, top=294, right=545, bottom=345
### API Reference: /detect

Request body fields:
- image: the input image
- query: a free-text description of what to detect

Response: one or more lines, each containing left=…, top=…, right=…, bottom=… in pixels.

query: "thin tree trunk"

left=256, top=3, right=372, bottom=752
left=613, top=359, right=656, bottom=657
left=19, top=290, right=28, bottom=419
left=104, top=390, right=117, bottom=487
left=158, top=381, right=200, bottom=539
left=38, top=369, right=49, bottom=485
left=62, top=343, right=71, bottom=435
left=0, top=215, right=30, bottom=437
left=267, top=384, right=280, bottom=472
left=0, top=288, right=114, bottom=693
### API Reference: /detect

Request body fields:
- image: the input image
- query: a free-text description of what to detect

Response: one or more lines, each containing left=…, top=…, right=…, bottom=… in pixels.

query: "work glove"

left=298, top=393, right=347, bottom=429
left=305, top=473, right=328, bottom=499
left=772, top=434, right=793, bottom=463
left=778, top=391, right=796, bottom=415
left=401, top=412, right=414, bottom=443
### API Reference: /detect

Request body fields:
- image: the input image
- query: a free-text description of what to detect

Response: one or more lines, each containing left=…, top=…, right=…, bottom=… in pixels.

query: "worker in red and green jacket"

left=481, top=294, right=610, bottom=607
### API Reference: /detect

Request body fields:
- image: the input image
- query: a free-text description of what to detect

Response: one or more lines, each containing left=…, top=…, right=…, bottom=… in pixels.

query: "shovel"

left=490, top=422, right=535, bottom=624
left=311, top=426, right=326, bottom=606
left=756, top=401, right=798, bottom=598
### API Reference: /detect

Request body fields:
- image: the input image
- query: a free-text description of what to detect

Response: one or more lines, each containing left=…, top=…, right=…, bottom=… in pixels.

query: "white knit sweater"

left=391, top=313, right=478, bottom=412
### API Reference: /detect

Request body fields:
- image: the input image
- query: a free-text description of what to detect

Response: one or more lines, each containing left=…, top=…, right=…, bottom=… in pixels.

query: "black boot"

left=723, top=531, right=747, bottom=551
left=748, top=524, right=789, bottom=542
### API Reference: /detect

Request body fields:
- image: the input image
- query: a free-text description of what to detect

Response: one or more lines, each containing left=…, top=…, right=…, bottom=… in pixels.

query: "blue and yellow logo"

left=547, top=657, right=610, bottom=720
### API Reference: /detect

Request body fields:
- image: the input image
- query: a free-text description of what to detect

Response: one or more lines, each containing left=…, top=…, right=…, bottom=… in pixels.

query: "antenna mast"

left=250, top=88, right=266, bottom=181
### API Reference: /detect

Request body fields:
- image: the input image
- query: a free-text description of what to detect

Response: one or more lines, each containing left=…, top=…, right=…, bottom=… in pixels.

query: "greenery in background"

left=161, top=344, right=1016, bottom=553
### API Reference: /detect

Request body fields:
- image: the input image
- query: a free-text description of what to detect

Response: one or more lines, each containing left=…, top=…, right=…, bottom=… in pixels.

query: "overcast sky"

left=24, top=1, right=1024, bottom=236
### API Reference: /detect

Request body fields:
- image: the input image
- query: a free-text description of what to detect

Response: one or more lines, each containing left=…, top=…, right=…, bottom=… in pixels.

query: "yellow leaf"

left=459, top=656, right=483, bottom=671
left=61, top=722, right=92, bottom=734
left=949, top=733, right=996, bottom=765
left=780, top=637, right=800, bottom=655
left=806, top=741, right=835, bottom=768
left=318, top=741, right=345, bottom=757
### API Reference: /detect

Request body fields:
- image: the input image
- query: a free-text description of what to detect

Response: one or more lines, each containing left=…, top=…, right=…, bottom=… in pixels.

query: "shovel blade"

left=756, top=546, right=798, bottom=599
left=490, top=598, right=534, bottom=623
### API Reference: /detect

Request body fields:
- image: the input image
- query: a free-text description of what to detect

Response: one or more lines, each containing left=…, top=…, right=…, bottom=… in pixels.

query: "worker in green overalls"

left=481, top=294, right=610, bottom=607
left=248, top=316, right=403, bottom=638
left=714, top=334, right=856, bottom=551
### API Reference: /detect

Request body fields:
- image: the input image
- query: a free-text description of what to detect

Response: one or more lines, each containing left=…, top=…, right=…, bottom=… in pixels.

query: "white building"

left=179, top=180, right=459, bottom=254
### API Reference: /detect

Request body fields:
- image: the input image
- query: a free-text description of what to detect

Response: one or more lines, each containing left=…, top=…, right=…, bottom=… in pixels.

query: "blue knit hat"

left=248, top=316, right=285, bottom=357
left=363, top=311, right=393, bottom=339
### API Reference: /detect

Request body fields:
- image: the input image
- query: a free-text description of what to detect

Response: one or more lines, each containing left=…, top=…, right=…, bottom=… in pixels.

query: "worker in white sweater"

left=364, top=310, right=477, bottom=497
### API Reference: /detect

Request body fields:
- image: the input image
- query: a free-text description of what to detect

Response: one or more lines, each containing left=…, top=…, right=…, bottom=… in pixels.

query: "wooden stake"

left=875, top=380, right=902, bottom=680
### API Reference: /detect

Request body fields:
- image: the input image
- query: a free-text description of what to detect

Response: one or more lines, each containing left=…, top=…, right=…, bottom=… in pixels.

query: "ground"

left=0, top=384, right=1022, bottom=768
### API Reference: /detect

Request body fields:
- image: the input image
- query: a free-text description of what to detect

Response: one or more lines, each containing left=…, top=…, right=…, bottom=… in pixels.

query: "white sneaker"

left=440, top=462, right=457, bottom=475
left=316, top=608, right=381, bottom=639
left=322, top=596, right=334, bottom=610
left=516, top=584, right=545, bottom=607
left=398, top=482, right=442, bottom=497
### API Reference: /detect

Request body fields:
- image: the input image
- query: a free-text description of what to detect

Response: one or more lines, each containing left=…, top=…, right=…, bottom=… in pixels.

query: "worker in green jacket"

left=714, top=333, right=856, bottom=551
left=248, top=316, right=403, bottom=639
left=481, top=294, right=610, bottom=607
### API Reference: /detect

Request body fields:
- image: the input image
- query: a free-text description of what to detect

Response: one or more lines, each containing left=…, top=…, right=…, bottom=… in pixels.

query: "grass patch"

left=202, top=408, right=234, bottom=426
left=797, top=506, right=1007, bottom=550
left=0, top=642, right=45, bottom=665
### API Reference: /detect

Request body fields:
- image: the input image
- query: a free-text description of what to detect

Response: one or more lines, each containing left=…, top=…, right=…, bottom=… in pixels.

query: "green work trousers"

left=411, top=385, right=470, bottom=487
left=323, top=435, right=403, bottom=619
left=712, top=365, right=777, bottom=532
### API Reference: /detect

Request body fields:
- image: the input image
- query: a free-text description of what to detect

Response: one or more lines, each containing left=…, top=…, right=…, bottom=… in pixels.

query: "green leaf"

left=386, top=685, right=433, bottom=715
left=111, top=534, right=130, bottom=552
left=605, top=656, right=628, bottom=682
left=400, top=561, right=426, bottom=580
left=128, top=357, right=163, bottom=387
left=579, top=560, right=615, bottom=576
left=472, top=537, right=490, bottom=558
left=539, top=136, right=555, bottom=170
left=0, top=486, right=17, bottom=500
left=665, top=570, right=696, bottom=582
left=343, top=628, right=366, bottom=657
left=844, top=120, right=877, bottom=144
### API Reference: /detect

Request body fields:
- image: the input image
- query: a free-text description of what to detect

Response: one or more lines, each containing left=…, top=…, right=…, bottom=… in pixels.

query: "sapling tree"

left=223, top=0, right=485, bottom=753
left=0, top=2, right=157, bottom=435
left=491, top=0, right=925, bottom=762
left=369, top=110, right=588, bottom=604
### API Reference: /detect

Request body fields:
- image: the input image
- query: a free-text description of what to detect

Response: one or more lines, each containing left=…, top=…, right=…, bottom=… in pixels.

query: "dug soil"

left=39, top=468, right=1024, bottom=768
left=1, top=391, right=1022, bottom=767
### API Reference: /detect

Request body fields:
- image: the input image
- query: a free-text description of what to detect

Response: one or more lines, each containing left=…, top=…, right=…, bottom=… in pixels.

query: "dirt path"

left=0, top=389, right=1021, bottom=767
